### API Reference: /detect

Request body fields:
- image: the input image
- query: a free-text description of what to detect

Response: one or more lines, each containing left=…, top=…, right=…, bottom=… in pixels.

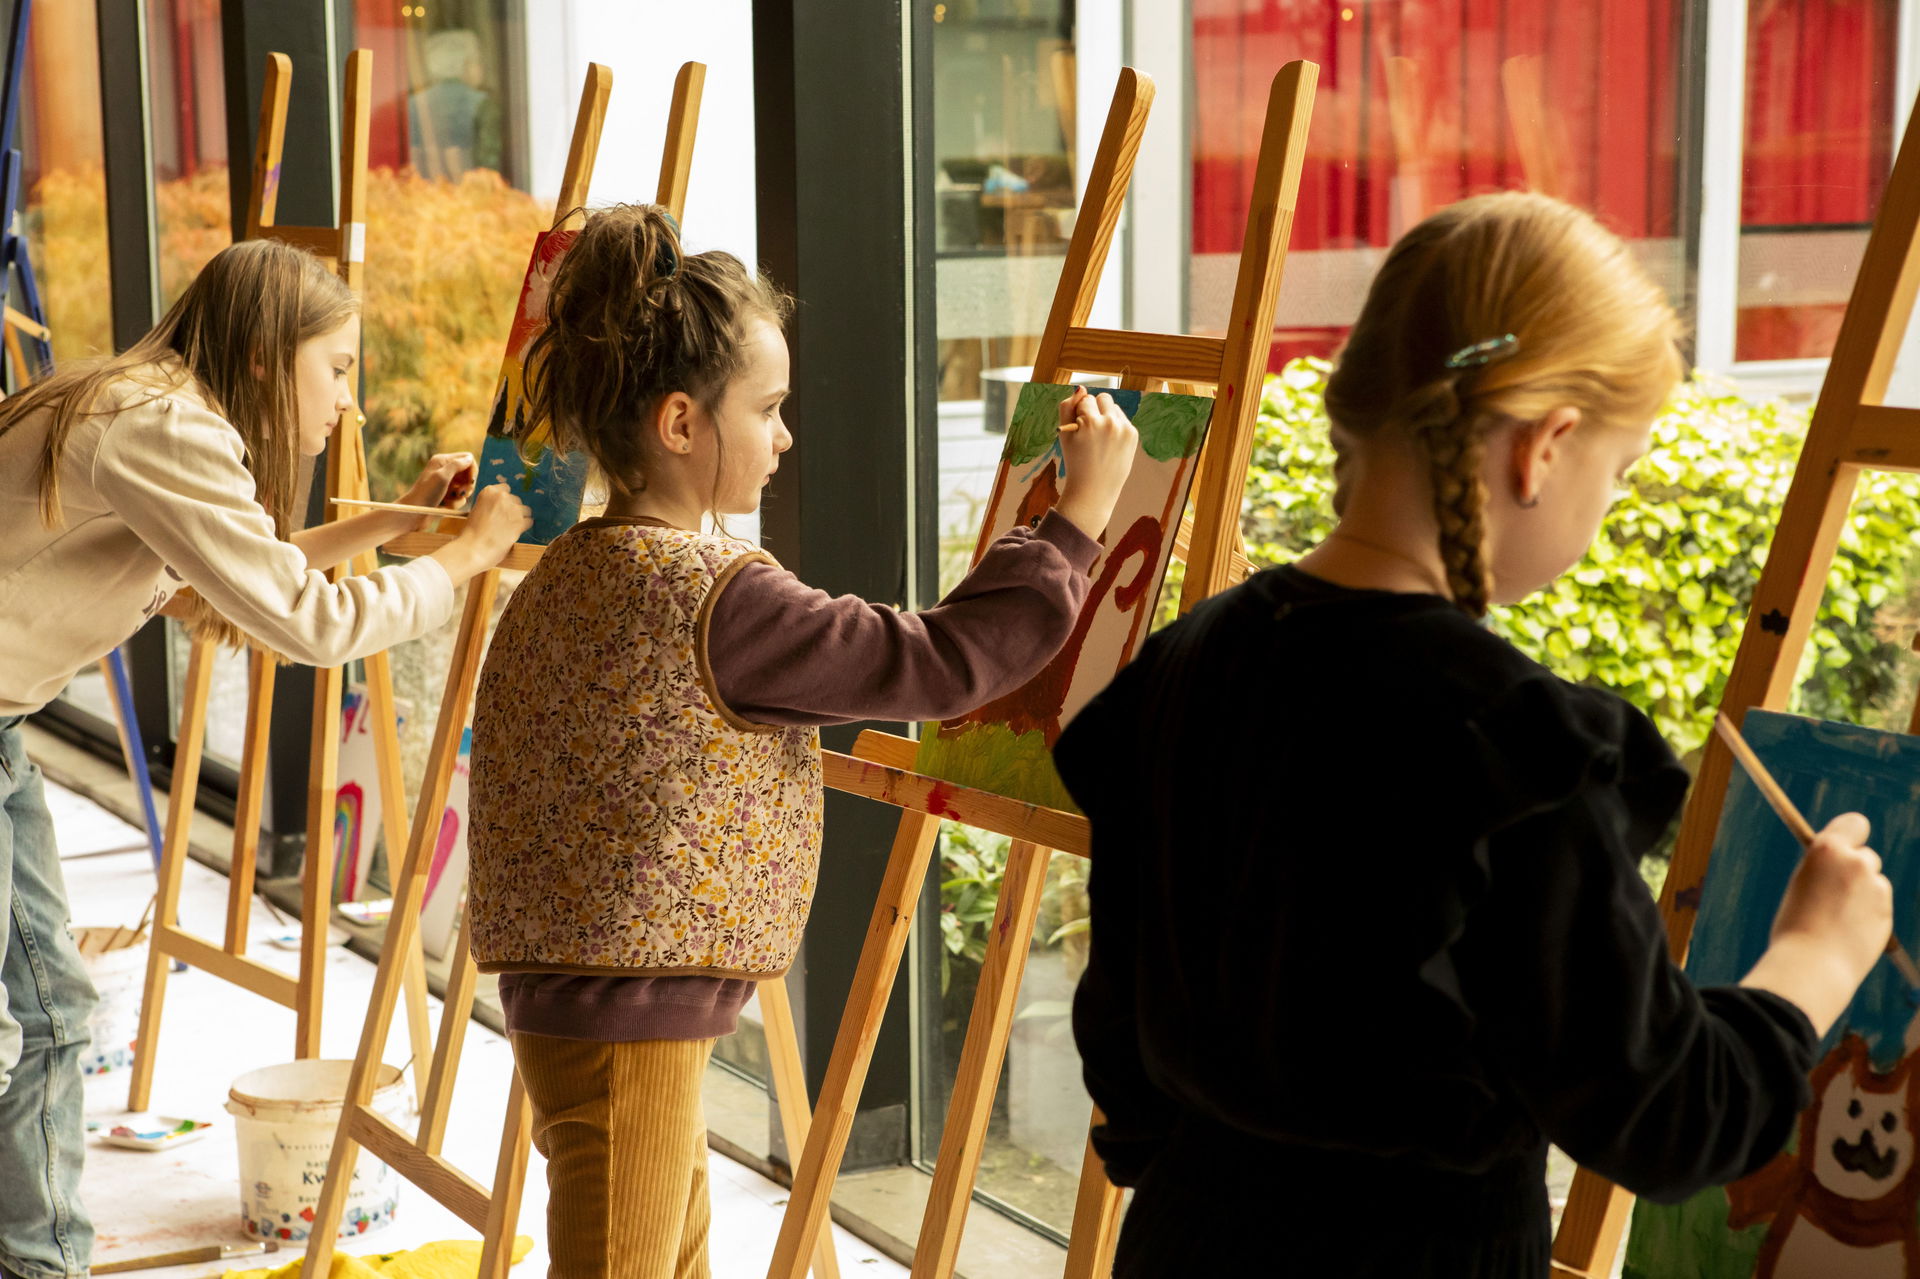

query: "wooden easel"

left=1549, top=79, right=1920, bottom=1279
left=764, top=61, right=1318, bottom=1279
left=300, top=62, right=852, bottom=1279
left=128, top=49, right=436, bottom=1113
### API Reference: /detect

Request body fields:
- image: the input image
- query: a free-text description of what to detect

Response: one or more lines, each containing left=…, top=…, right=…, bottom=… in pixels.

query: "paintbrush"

left=92, top=1241, right=277, bottom=1273
left=1713, top=713, right=1920, bottom=988
left=330, top=496, right=470, bottom=519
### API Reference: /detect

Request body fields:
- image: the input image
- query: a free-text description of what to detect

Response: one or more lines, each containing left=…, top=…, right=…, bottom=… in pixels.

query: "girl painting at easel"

left=1061, top=192, right=1894, bottom=1277
left=0, top=237, right=532, bottom=1279
left=464, top=203, right=1139, bottom=1279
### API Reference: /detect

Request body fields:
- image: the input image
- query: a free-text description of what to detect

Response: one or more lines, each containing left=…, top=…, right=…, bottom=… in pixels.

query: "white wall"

left=522, top=3, right=758, bottom=268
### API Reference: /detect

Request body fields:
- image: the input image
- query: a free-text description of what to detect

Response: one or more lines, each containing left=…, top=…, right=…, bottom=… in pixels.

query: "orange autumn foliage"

left=25, top=164, right=551, bottom=501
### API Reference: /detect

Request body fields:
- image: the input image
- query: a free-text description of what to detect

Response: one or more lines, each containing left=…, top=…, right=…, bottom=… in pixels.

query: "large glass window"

left=931, top=0, right=1082, bottom=598
left=144, top=0, right=250, bottom=769
left=149, top=0, right=232, bottom=307
left=1190, top=0, right=1695, bottom=364
left=923, top=0, right=1113, bottom=1242
left=21, top=0, right=112, bottom=367
left=1736, top=0, right=1898, bottom=362
left=23, top=0, right=116, bottom=729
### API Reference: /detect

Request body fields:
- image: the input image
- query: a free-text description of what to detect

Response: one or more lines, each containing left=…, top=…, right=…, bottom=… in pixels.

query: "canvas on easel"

left=475, top=229, right=590, bottom=544
left=1621, top=710, right=1920, bottom=1276
left=332, top=682, right=392, bottom=904
left=1553, top=73, right=1920, bottom=1279
left=418, top=725, right=473, bottom=960
left=915, top=382, right=1213, bottom=811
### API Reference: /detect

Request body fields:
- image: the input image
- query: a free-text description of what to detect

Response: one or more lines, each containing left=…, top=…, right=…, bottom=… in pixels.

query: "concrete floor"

left=50, top=779, right=906, bottom=1279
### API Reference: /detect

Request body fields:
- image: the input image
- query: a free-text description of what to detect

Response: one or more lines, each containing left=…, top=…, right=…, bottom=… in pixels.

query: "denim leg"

left=0, top=721, right=98, bottom=1279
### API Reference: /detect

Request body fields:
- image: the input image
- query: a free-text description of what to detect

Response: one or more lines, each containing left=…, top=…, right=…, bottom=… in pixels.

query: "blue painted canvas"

left=1624, top=711, right=1920, bottom=1278
left=476, top=229, right=589, bottom=545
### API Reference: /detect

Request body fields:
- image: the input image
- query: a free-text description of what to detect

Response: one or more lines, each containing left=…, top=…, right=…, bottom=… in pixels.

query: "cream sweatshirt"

left=0, top=374, right=454, bottom=715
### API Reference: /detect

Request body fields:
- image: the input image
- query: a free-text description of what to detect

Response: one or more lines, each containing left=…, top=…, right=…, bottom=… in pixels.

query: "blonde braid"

left=1401, top=374, right=1493, bottom=617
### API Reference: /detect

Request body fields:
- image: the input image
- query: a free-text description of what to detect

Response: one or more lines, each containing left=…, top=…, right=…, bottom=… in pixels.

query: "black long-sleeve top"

left=1058, top=565, right=1819, bottom=1277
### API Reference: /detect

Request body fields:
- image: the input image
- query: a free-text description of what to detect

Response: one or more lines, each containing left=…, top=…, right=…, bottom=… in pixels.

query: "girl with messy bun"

left=1059, top=192, right=1891, bottom=1275
left=464, top=203, right=1141, bottom=1275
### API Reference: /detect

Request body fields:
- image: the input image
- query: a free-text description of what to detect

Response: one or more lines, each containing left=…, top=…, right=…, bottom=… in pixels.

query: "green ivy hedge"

left=1244, top=358, right=1920, bottom=757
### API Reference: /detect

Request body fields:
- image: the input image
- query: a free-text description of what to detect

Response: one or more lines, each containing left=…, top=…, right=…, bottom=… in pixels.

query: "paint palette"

left=97, top=1114, right=214, bottom=1152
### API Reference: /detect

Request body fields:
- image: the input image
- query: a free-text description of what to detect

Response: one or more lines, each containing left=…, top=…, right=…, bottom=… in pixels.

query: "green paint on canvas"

left=1133, top=392, right=1212, bottom=461
left=1006, top=383, right=1071, bottom=464
left=1622, top=1187, right=1767, bottom=1279
left=913, top=720, right=1081, bottom=815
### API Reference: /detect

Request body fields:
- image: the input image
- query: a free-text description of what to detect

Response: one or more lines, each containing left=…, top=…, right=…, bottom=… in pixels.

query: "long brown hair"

left=1323, top=191, right=1684, bottom=616
left=0, top=238, right=358, bottom=647
left=522, top=203, right=791, bottom=513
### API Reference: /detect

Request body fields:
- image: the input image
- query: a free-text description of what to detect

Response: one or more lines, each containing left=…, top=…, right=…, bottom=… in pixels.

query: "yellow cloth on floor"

left=221, top=1237, right=534, bottom=1279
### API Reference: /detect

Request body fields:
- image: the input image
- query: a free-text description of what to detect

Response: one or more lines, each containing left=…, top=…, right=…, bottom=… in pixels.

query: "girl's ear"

left=652, top=391, right=698, bottom=456
left=1509, top=405, right=1581, bottom=507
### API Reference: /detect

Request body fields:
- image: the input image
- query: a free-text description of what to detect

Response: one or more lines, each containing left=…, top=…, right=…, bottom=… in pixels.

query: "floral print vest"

left=466, top=519, right=823, bottom=979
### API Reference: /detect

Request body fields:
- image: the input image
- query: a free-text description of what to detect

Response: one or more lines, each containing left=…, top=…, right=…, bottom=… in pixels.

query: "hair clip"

left=1443, top=333, right=1519, bottom=369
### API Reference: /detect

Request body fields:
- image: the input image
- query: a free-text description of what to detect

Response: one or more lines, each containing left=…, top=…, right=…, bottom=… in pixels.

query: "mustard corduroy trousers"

left=511, top=1033, right=718, bottom=1279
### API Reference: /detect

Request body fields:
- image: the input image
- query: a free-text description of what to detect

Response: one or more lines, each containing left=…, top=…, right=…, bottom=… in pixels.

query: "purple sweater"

left=498, top=511, right=1099, bottom=1043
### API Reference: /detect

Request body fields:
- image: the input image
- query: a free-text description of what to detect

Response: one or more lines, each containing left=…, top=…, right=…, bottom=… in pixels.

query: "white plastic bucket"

left=75, top=934, right=147, bottom=1076
left=226, top=1060, right=406, bottom=1242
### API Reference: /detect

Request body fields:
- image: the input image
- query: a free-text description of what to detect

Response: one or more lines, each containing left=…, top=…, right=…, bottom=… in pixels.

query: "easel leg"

left=396, top=940, right=433, bottom=1107
left=297, top=659, right=344, bottom=1059
left=306, top=574, right=499, bottom=1273
left=128, top=636, right=216, bottom=1111
left=766, top=810, right=942, bottom=1279
left=1061, top=1113, right=1124, bottom=1279
left=417, top=923, right=479, bottom=1156
left=912, top=839, right=1052, bottom=1278
left=1550, top=1176, right=1633, bottom=1279
left=477, top=1069, right=534, bottom=1279
left=759, top=975, right=841, bottom=1279
left=223, top=649, right=274, bottom=954
left=362, top=624, right=436, bottom=1108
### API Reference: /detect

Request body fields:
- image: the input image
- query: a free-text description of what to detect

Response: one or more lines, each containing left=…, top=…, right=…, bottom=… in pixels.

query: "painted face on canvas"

left=1488, top=416, right=1651, bottom=606
left=1812, top=1056, right=1918, bottom=1201
left=703, top=317, right=792, bottom=515
left=294, top=316, right=361, bottom=458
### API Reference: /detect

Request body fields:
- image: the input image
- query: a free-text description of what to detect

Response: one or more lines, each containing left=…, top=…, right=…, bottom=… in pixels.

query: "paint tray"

left=96, top=1113, right=215, bottom=1151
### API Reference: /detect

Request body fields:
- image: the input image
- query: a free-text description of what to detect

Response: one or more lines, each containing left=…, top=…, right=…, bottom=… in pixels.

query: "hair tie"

left=1444, top=333, right=1519, bottom=369
left=655, top=209, right=682, bottom=281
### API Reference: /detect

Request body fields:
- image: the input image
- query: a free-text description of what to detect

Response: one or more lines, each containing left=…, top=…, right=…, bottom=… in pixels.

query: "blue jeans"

left=0, top=718, right=96, bottom=1279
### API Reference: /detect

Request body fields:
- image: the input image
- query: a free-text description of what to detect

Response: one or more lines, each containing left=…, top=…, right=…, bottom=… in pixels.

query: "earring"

left=1519, top=494, right=1539, bottom=509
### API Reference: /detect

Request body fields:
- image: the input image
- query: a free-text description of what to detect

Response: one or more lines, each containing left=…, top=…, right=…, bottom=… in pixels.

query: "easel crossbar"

left=258, top=224, right=342, bottom=259
left=1054, top=327, right=1225, bottom=387
left=1844, top=404, right=1920, bottom=471
left=384, top=529, right=541, bottom=571
left=349, top=1106, right=491, bottom=1231
left=822, top=740, right=1088, bottom=858
left=152, top=923, right=299, bottom=1006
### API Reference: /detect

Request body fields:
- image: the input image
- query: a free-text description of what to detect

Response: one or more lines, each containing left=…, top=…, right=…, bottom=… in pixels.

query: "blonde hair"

left=522, top=203, right=791, bottom=513
left=1323, top=191, right=1684, bottom=616
left=0, top=238, right=358, bottom=649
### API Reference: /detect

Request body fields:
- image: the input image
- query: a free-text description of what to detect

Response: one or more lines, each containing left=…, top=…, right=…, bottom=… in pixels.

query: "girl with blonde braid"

left=1059, top=192, right=1893, bottom=1276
